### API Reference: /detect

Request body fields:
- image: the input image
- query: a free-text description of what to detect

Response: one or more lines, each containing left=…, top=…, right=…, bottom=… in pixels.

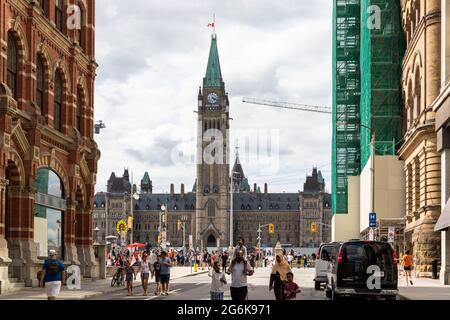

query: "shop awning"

left=435, top=197, right=450, bottom=231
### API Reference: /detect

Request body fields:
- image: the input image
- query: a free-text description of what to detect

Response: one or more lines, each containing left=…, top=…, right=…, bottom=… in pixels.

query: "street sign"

left=369, top=212, right=377, bottom=228
left=388, top=226, right=395, bottom=243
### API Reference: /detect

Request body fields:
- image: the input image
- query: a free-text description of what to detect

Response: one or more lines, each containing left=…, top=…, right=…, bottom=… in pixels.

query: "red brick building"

left=0, top=0, right=99, bottom=292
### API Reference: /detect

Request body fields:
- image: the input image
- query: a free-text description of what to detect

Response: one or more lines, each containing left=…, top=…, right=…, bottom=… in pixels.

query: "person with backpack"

left=39, top=250, right=66, bottom=300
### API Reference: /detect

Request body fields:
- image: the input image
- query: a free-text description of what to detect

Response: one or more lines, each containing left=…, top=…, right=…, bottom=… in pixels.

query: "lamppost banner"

left=388, top=226, right=395, bottom=243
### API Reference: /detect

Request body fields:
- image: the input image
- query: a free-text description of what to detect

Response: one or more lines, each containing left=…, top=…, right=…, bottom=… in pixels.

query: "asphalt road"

left=85, top=267, right=326, bottom=300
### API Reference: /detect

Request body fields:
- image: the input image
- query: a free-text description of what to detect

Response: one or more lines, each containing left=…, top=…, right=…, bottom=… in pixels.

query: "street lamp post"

left=257, top=224, right=270, bottom=268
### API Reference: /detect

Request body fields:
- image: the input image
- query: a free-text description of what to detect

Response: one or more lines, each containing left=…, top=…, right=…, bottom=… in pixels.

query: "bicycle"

left=111, top=267, right=125, bottom=287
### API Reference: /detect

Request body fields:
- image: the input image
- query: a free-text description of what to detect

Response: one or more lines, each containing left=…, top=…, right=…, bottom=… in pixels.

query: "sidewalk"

left=0, top=267, right=208, bottom=300
left=398, top=276, right=450, bottom=300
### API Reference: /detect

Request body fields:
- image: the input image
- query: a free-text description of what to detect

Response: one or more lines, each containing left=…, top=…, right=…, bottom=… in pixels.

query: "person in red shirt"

left=284, top=272, right=301, bottom=300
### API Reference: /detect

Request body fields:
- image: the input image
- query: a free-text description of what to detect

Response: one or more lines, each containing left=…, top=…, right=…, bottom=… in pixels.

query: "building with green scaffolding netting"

left=332, top=0, right=362, bottom=215
left=332, top=0, right=404, bottom=216
left=360, top=0, right=405, bottom=171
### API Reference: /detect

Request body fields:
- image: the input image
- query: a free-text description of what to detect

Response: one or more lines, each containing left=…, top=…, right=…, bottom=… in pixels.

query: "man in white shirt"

left=227, top=250, right=253, bottom=300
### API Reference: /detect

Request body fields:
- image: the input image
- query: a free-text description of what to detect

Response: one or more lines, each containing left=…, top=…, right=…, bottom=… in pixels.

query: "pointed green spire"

left=142, top=172, right=151, bottom=184
left=204, top=35, right=223, bottom=87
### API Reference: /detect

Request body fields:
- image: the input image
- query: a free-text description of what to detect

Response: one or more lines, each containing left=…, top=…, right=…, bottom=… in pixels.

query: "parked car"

left=314, top=242, right=341, bottom=290
left=325, top=240, right=398, bottom=300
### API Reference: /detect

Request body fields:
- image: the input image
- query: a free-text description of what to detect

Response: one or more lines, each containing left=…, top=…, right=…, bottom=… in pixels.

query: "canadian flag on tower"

left=207, top=22, right=215, bottom=28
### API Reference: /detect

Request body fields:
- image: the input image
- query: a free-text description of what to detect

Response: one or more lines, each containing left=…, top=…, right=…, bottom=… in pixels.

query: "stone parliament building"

left=93, top=35, right=332, bottom=250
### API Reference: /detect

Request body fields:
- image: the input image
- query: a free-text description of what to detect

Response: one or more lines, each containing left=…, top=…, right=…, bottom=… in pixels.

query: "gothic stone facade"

left=399, top=0, right=442, bottom=276
left=93, top=168, right=332, bottom=249
left=0, top=0, right=99, bottom=292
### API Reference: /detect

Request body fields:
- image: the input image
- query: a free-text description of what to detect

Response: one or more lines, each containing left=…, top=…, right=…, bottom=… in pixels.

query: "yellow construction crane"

left=242, top=97, right=331, bottom=115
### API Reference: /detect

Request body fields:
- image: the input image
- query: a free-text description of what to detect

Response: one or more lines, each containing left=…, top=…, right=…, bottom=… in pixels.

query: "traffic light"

left=162, top=212, right=167, bottom=224
left=268, top=223, right=275, bottom=235
left=177, top=220, right=182, bottom=231
left=311, top=222, right=317, bottom=233
left=157, top=235, right=161, bottom=244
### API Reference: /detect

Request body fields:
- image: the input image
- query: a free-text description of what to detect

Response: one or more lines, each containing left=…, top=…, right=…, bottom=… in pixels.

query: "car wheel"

left=325, top=288, right=332, bottom=298
left=315, top=280, right=321, bottom=290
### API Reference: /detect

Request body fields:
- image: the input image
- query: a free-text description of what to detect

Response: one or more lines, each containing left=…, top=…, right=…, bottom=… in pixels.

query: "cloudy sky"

left=94, top=0, right=332, bottom=194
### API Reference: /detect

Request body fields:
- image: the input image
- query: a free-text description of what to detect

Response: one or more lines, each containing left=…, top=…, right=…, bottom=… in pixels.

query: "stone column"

left=7, top=186, right=39, bottom=287
left=64, top=199, right=79, bottom=266
left=0, top=178, right=12, bottom=295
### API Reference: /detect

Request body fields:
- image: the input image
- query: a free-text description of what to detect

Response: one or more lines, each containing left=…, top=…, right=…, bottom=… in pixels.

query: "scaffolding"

left=332, top=0, right=405, bottom=214
left=360, top=0, right=405, bottom=170
left=332, top=0, right=362, bottom=214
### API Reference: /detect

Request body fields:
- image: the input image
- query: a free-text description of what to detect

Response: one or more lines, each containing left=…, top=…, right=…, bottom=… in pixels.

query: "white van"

left=314, top=242, right=341, bottom=290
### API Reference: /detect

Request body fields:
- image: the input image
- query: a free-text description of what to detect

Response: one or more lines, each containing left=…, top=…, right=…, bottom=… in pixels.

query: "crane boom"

left=242, top=97, right=331, bottom=115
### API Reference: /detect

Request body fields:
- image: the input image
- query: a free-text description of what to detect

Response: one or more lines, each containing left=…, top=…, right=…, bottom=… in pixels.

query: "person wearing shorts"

left=153, top=255, right=161, bottom=295
left=402, top=250, right=414, bottom=286
left=39, top=250, right=65, bottom=300
left=138, top=252, right=152, bottom=296
left=159, top=251, right=172, bottom=296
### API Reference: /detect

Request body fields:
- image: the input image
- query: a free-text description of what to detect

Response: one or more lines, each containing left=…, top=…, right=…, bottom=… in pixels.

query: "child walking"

left=125, top=260, right=136, bottom=296
left=284, top=272, right=301, bottom=300
left=209, top=261, right=227, bottom=300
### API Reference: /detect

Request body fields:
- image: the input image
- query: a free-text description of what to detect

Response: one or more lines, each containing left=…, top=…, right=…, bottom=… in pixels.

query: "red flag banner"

left=207, top=22, right=215, bottom=28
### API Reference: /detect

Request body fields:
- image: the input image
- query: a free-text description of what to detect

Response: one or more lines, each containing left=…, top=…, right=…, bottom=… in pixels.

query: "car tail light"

left=316, top=249, right=320, bottom=259
left=338, top=249, right=344, bottom=265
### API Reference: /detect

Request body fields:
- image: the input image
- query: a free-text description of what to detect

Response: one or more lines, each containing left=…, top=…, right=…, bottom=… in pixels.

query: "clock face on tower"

left=207, top=92, right=219, bottom=104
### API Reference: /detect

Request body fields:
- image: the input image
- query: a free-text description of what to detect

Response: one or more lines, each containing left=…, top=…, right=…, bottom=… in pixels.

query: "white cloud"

left=94, top=0, right=332, bottom=194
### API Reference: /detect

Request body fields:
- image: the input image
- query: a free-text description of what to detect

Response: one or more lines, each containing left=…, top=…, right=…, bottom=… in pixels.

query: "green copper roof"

left=204, top=35, right=222, bottom=87
left=239, top=178, right=251, bottom=192
left=142, top=172, right=151, bottom=184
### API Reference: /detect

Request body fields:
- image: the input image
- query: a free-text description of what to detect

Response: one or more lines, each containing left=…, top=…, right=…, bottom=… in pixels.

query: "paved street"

left=85, top=267, right=325, bottom=300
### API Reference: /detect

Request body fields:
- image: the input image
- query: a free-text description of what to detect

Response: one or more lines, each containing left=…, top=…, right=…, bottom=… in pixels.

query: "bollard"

left=432, top=260, right=439, bottom=279
left=194, top=263, right=198, bottom=272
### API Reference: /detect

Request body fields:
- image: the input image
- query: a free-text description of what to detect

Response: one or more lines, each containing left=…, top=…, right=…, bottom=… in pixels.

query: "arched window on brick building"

left=7, top=32, right=18, bottom=99
left=54, top=71, right=63, bottom=132
left=36, top=55, right=45, bottom=109
left=76, top=86, right=83, bottom=133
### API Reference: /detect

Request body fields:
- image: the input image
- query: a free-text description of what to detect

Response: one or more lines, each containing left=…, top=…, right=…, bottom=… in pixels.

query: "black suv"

left=325, top=240, right=398, bottom=300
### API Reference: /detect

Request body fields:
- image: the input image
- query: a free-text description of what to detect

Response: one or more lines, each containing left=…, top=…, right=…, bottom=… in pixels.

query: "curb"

left=77, top=269, right=209, bottom=300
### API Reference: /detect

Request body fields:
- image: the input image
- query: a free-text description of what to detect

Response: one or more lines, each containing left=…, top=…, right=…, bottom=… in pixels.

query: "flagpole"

left=213, top=13, right=216, bottom=37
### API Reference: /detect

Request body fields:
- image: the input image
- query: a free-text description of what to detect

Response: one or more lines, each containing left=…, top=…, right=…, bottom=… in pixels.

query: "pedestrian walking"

left=227, top=250, right=253, bottom=301
left=284, top=272, right=301, bottom=300
left=269, top=253, right=291, bottom=300
left=125, top=260, right=136, bottom=296
left=287, top=253, right=294, bottom=266
left=39, top=249, right=65, bottom=300
left=159, top=251, right=172, bottom=295
left=402, top=250, right=414, bottom=286
left=138, top=252, right=152, bottom=296
left=209, top=261, right=227, bottom=300
left=221, top=251, right=229, bottom=272
left=153, top=254, right=161, bottom=295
